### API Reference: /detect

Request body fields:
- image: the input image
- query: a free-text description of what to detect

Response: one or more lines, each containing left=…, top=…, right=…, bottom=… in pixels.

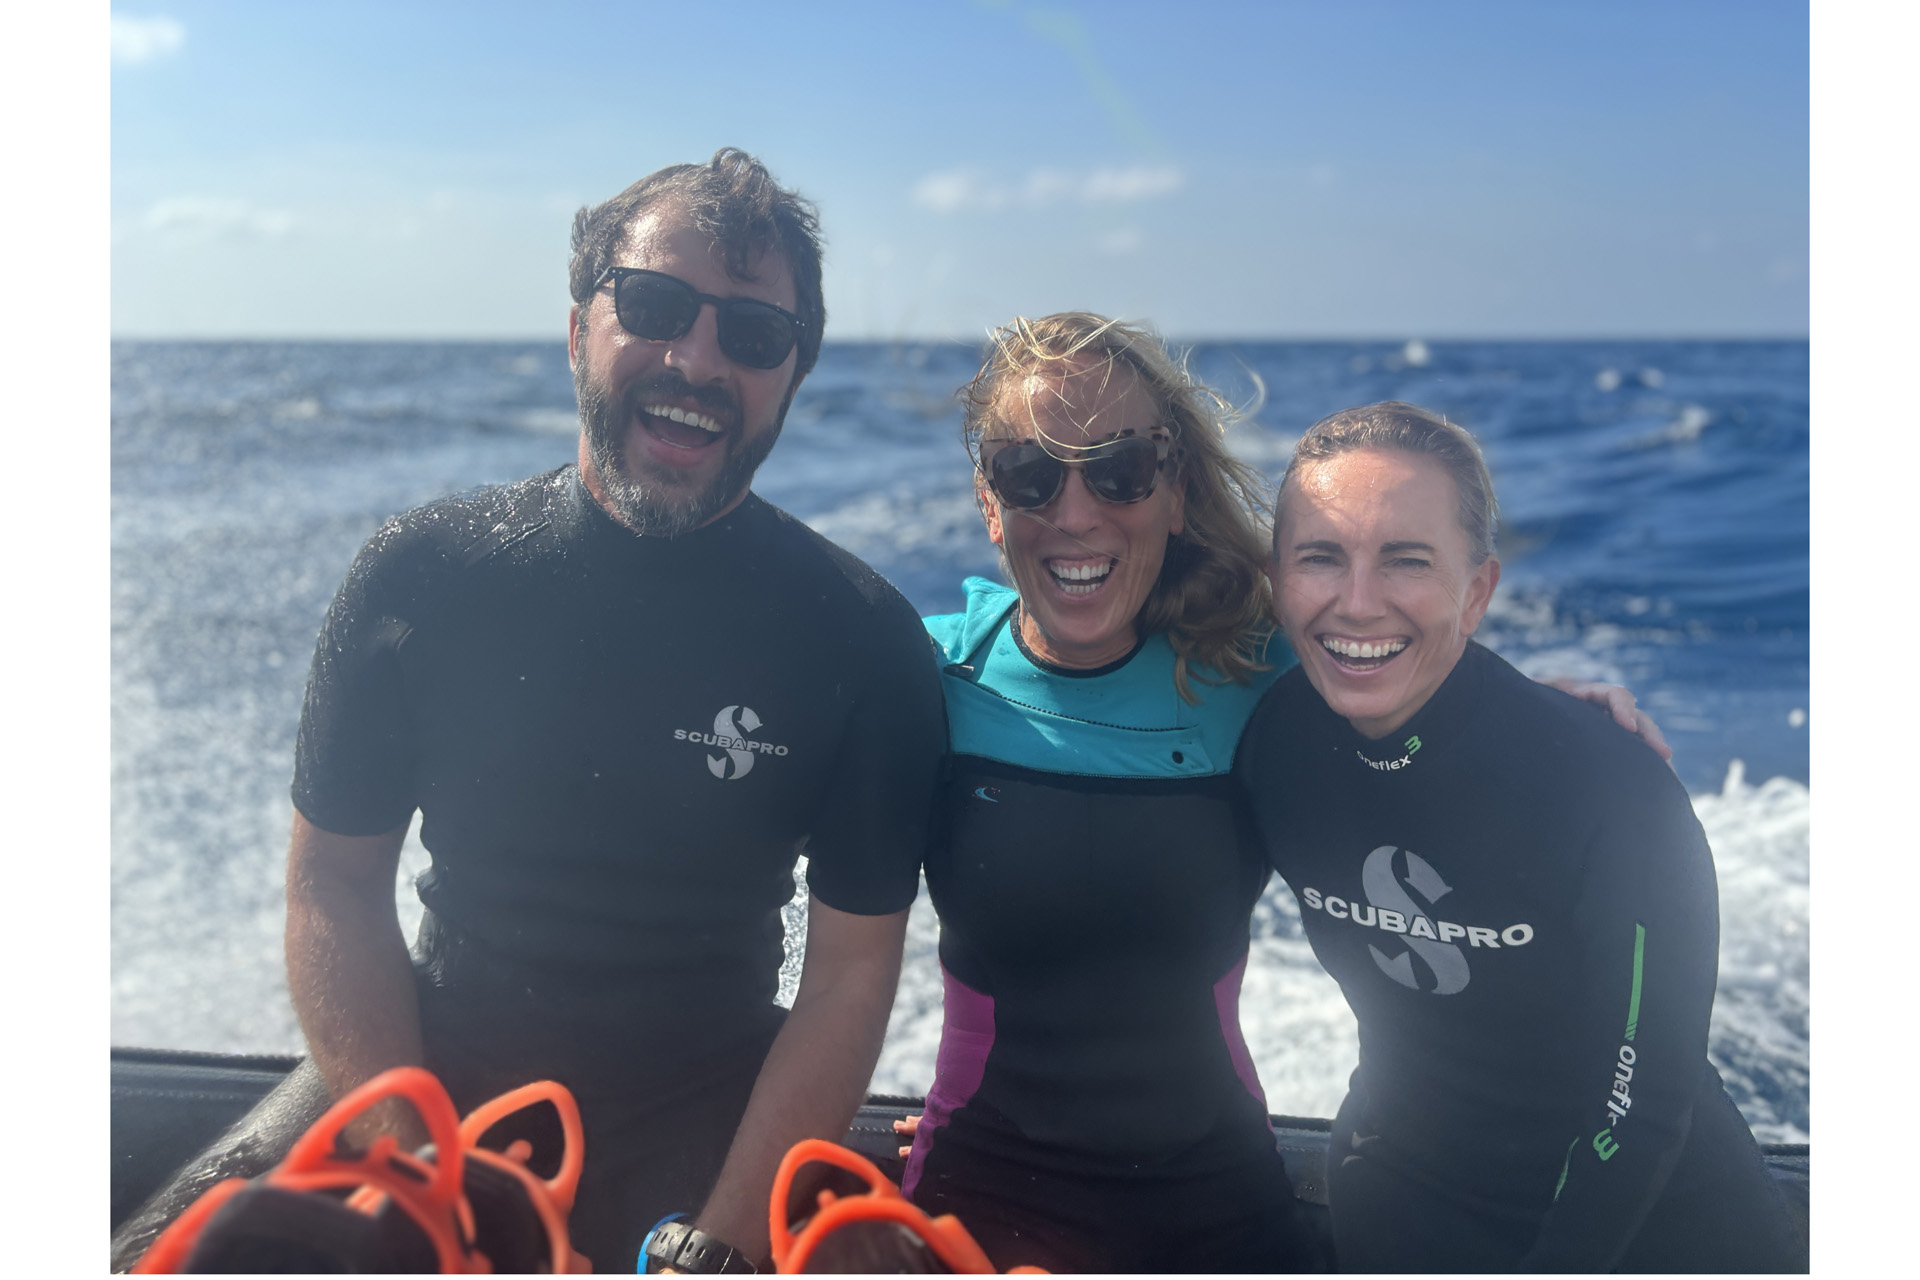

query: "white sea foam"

left=798, top=490, right=986, bottom=561
left=517, top=408, right=582, bottom=435
left=1223, top=423, right=1300, bottom=470
left=1626, top=402, right=1713, bottom=449
left=1695, top=762, right=1810, bottom=1142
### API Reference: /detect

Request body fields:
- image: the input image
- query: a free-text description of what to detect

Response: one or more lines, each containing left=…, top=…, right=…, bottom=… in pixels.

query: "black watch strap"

left=644, top=1220, right=758, bottom=1274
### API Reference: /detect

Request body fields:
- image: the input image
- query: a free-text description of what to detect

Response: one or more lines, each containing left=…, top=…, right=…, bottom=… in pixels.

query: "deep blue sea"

left=110, top=338, right=1809, bottom=1142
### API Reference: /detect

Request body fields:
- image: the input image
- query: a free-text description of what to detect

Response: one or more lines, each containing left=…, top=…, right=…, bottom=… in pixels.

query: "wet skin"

left=567, top=203, right=805, bottom=533
left=979, top=363, right=1186, bottom=670
left=1271, top=448, right=1500, bottom=740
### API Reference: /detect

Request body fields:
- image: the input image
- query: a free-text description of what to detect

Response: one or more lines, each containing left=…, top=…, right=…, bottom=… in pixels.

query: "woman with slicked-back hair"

left=1237, top=401, right=1803, bottom=1272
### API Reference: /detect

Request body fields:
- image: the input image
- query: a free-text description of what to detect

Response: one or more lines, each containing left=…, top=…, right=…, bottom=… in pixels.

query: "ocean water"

left=110, top=338, right=1809, bottom=1143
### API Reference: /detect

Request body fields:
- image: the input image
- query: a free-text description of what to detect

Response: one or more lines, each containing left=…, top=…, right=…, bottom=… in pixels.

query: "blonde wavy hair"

left=962, top=312, right=1274, bottom=702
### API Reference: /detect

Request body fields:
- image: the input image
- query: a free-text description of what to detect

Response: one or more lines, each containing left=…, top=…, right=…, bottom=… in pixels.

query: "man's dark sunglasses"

left=979, top=429, right=1175, bottom=510
left=593, top=267, right=807, bottom=370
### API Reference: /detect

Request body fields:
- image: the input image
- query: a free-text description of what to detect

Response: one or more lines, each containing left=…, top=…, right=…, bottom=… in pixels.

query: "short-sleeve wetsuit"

left=901, top=578, right=1321, bottom=1273
left=1235, top=641, right=1803, bottom=1272
left=292, top=465, right=946, bottom=1267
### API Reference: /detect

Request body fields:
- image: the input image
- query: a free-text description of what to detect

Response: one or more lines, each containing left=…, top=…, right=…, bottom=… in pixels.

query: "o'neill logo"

left=1299, top=844, right=1535, bottom=996
left=673, top=705, right=789, bottom=780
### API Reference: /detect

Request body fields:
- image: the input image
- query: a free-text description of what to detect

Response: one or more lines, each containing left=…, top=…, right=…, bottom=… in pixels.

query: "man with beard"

left=113, top=151, right=946, bottom=1274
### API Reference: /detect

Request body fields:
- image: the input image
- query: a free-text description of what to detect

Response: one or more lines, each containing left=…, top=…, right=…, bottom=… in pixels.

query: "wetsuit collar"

left=935, top=577, right=1022, bottom=668
left=1007, top=603, right=1148, bottom=678
left=1341, top=640, right=1489, bottom=775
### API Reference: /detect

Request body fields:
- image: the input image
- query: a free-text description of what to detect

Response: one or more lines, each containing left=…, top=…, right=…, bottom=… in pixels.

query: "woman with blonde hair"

left=897, top=312, right=1318, bottom=1272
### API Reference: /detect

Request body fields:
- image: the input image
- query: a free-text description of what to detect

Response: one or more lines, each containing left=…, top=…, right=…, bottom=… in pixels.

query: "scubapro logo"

left=1298, top=845, right=1535, bottom=996
left=673, top=705, right=789, bottom=780
left=1363, top=845, right=1469, bottom=993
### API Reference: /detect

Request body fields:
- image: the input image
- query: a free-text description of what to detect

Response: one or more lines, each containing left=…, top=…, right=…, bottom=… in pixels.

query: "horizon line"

left=109, top=331, right=1812, bottom=345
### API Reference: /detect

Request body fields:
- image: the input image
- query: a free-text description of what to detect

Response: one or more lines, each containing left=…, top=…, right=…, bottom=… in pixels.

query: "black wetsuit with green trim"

left=1236, top=641, right=1802, bottom=1272
left=902, top=578, right=1323, bottom=1274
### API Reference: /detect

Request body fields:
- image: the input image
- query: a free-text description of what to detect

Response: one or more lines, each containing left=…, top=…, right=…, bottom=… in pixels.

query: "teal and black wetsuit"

left=1236, top=641, right=1802, bottom=1272
left=903, top=578, right=1321, bottom=1273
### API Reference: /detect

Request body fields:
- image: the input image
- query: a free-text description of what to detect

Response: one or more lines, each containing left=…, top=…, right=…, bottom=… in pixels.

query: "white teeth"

left=1323, top=637, right=1407, bottom=660
left=643, top=404, right=723, bottom=434
left=1048, top=561, right=1113, bottom=594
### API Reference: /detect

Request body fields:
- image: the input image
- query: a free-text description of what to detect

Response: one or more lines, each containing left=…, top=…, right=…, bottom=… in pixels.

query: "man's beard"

left=575, top=357, right=787, bottom=537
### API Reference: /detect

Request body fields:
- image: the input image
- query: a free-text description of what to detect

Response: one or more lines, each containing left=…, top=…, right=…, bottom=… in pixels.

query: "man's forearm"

left=284, top=815, right=424, bottom=1137
left=692, top=903, right=908, bottom=1262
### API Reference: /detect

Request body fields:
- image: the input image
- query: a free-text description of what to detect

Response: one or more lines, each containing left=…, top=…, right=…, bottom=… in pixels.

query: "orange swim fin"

left=768, top=1138, right=1046, bottom=1274
left=133, top=1066, right=590, bottom=1274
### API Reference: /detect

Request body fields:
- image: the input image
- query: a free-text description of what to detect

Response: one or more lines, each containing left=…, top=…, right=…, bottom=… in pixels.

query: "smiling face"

left=980, top=361, right=1185, bottom=669
left=1272, top=447, right=1500, bottom=740
left=568, top=202, right=804, bottom=535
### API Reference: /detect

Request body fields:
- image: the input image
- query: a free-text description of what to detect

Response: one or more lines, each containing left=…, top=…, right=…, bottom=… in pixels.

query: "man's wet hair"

left=568, top=148, right=826, bottom=379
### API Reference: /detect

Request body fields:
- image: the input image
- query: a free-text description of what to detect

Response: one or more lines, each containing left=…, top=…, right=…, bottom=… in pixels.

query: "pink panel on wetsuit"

left=901, top=964, right=996, bottom=1198
left=1213, top=952, right=1269, bottom=1111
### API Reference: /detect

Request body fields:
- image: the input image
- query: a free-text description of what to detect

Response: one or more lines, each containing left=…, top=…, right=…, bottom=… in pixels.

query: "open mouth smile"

left=637, top=401, right=728, bottom=450
left=1320, top=635, right=1409, bottom=671
left=1046, top=557, right=1114, bottom=596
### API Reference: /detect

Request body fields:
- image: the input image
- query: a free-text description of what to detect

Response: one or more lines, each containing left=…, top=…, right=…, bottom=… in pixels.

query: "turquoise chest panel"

left=923, top=577, right=1289, bottom=780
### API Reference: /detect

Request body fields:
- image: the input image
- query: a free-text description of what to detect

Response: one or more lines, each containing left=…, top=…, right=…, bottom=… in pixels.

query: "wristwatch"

left=642, top=1218, right=758, bottom=1274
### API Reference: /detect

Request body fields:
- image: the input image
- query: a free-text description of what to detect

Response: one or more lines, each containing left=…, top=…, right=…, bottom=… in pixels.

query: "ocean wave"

left=1695, top=762, right=1809, bottom=1142
left=517, top=407, right=582, bottom=435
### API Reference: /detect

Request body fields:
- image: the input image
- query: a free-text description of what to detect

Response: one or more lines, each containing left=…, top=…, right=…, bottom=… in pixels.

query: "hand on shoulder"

left=1538, top=676, right=1673, bottom=762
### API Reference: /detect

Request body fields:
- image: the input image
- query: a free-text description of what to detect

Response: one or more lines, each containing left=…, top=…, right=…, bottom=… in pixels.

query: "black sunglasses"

left=979, top=429, right=1176, bottom=510
left=593, top=267, right=807, bottom=370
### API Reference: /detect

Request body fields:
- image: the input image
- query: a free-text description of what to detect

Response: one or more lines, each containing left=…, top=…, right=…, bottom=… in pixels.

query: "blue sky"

left=110, top=0, right=1808, bottom=340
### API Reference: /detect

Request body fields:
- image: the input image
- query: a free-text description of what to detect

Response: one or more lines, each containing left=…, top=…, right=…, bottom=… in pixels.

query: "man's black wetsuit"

left=902, top=579, right=1321, bottom=1273
left=292, top=465, right=946, bottom=1269
left=1236, top=641, right=1802, bottom=1272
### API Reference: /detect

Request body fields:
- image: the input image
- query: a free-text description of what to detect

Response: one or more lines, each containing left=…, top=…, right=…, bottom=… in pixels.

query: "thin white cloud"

left=913, top=170, right=999, bottom=214
left=913, top=165, right=1184, bottom=214
left=144, top=197, right=294, bottom=239
left=1080, top=167, right=1182, bottom=203
left=1096, top=227, right=1145, bottom=255
left=111, top=14, right=185, bottom=66
left=1020, top=169, right=1077, bottom=206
